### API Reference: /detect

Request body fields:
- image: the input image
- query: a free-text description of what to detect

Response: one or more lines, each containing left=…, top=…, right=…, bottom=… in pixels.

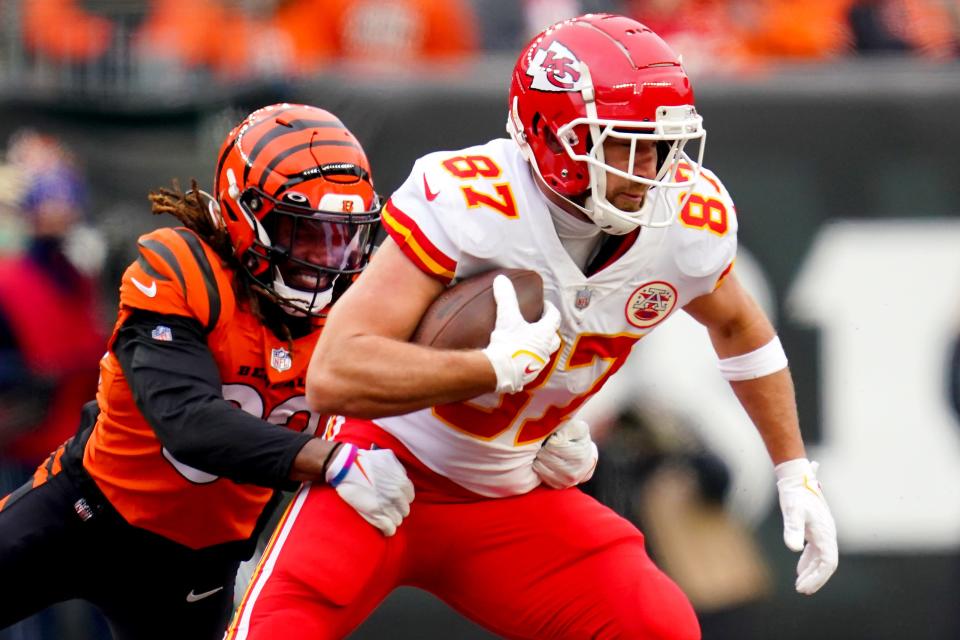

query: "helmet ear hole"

left=221, top=200, right=240, bottom=223
left=244, top=252, right=266, bottom=275
left=543, top=127, right=564, bottom=154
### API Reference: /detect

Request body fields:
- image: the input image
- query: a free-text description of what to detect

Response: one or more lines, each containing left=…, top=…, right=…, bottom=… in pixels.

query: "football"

left=411, top=269, right=544, bottom=349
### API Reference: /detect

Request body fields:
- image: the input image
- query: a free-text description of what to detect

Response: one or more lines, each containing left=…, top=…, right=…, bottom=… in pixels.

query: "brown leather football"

left=411, top=269, right=544, bottom=349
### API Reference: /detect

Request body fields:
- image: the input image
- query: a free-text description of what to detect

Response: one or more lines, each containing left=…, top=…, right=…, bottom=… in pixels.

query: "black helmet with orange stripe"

left=213, top=103, right=381, bottom=317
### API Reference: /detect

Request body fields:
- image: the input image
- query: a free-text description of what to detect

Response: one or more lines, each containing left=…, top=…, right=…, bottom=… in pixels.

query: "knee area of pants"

left=606, top=593, right=700, bottom=640
left=612, top=615, right=700, bottom=640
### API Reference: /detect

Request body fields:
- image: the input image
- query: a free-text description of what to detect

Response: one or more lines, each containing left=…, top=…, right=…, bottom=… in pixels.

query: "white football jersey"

left=379, top=138, right=737, bottom=497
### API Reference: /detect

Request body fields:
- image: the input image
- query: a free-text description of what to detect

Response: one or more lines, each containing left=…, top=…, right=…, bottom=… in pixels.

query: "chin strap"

left=270, top=271, right=336, bottom=317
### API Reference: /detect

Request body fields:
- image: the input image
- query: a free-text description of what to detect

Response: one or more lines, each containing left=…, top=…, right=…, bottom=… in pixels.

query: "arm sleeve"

left=113, top=309, right=313, bottom=490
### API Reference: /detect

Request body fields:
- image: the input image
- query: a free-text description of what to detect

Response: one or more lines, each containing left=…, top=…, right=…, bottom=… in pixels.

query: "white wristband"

left=718, top=336, right=788, bottom=381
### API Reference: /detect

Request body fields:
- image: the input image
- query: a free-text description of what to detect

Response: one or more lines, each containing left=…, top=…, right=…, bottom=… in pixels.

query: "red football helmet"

left=213, top=103, right=381, bottom=316
left=507, top=14, right=705, bottom=234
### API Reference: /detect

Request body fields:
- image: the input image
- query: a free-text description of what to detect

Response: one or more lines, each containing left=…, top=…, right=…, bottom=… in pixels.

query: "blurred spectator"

left=134, top=0, right=293, bottom=81
left=133, top=0, right=228, bottom=72
left=0, top=130, right=109, bottom=640
left=22, top=0, right=114, bottom=63
left=20, top=0, right=292, bottom=86
left=625, top=0, right=853, bottom=75
left=0, top=166, right=24, bottom=255
left=523, top=0, right=591, bottom=37
left=848, top=0, right=914, bottom=52
left=470, top=0, right=621, bottom=52
left=273, top=0, right=480, bottom=70
left=848, top=0, right=960, bottom=57
left=0, top=131, right=106, bottom=478
left=735, top=0, right=853, bottom=61
left=624, top=0, right=756, bottom=75
left=135, top=0, right=481, bottom=79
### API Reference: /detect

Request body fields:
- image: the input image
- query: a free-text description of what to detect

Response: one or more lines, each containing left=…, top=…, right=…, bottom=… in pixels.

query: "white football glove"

left=775, top=458, right=838, bottom=595
left=533, top=419, right=598, bottom=489
left=325, top=444, right=415, bottom=537
left=482, top=275, right=561, bottom=394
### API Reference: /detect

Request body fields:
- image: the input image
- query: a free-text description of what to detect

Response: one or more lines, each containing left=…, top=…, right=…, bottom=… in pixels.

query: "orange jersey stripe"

left=48, top=443, right=66, bottom=476
left=131, top=228, right=226, bottom=331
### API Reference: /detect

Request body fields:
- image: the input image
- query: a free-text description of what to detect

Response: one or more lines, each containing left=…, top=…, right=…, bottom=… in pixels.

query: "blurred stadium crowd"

left=3, top=0, right=959, bottom=93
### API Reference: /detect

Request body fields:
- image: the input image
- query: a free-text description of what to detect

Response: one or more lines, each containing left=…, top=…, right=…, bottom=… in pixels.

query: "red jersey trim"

left=715, top=259, right=735, bottom=290
left=381, top=199, right=457, bottom=284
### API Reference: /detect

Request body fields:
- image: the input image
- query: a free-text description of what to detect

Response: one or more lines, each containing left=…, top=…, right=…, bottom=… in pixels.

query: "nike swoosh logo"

left=130, top=276, right=157, bottom=298
left=524, top=363, right=540, bottom=375
left=423, top=174, right=440, bottom=201
left=186, top=586, right=224, bottom=603
left=803, top=475, right=823, bottom=498
left=355, top=457, right=371, bottom=483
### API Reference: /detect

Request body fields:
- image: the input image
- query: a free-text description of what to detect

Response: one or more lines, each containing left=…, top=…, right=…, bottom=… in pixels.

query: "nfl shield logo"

left=270, top=347, right=292, bottom=372
left=575, top=288, right=592, bottom=310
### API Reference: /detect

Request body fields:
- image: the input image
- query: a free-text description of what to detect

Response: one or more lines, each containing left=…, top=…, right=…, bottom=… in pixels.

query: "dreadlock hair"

left=147, top=179, right=297, bottom=343
left=148, top=179, right=233, bottom=260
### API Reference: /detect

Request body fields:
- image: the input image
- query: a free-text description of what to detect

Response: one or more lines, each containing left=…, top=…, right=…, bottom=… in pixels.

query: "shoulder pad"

left=671, top=167, right=739, bottom=279
left=383, top=141, right=529, bottom=281
left=122, top=227, right=234, bottom=332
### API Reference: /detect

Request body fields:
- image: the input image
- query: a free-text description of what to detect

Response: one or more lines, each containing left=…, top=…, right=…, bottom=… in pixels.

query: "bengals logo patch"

left=625, top=281, right=678, bottom=329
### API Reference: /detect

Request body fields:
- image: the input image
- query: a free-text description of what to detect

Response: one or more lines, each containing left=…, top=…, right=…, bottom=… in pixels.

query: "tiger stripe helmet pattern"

left=214, top=103, right=381, bottom=316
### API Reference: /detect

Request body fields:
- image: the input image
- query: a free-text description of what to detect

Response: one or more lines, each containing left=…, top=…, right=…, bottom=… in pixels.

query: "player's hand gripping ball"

left=412, top=269, right=544, bottom=349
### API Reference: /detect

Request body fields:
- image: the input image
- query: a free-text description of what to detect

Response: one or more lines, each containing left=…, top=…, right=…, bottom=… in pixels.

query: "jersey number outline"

left=674, top=163, right=729, bottom=236
left=162, top=384, right=321, bottom=484
left=441, top=154, right=519, bottom=219
left=432, top=333, right=641, bottom=445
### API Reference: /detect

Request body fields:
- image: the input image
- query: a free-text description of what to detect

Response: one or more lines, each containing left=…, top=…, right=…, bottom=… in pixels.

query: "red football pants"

left=227, top=427, right=700, bottom=640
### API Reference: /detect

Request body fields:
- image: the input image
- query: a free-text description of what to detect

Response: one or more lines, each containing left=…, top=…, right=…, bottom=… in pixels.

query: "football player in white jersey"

left=229, top=14, right=838, bottom=640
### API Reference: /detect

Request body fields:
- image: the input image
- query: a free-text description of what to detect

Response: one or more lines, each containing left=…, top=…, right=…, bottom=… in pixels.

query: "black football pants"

left=0, top=468, right=240, bottom=640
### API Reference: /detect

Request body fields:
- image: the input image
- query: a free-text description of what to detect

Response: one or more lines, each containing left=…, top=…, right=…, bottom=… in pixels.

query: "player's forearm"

left=695, top=282, right=806, bottom=464
left=289, top=437, right=339, bottom=481
left=715, top=334, right=807, bottom=465
left=729, top=368, right=806, bottom=465
left=307, top=335, right=497, bottom=418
